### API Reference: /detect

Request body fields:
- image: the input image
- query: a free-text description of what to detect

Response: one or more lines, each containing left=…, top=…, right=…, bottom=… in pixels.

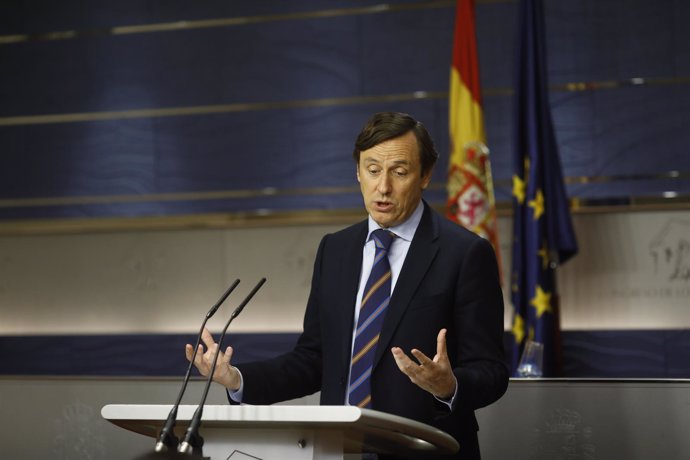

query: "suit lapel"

left=374, top=203, right=439, bottom=368
left=337, top=222, right=368, bottom=371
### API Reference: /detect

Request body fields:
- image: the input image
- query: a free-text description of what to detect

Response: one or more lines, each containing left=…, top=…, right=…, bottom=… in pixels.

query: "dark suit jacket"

left=236, top=202, right=509, bottom=459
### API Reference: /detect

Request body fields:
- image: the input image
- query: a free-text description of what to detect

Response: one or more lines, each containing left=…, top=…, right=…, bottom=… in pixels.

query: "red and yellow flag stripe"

left=446, top=0, right=501, bottom=266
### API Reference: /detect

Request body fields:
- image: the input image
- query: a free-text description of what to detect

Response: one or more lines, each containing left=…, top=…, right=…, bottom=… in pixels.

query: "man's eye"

left=368, top=168, right=380, bottom=175
left=394, top=169, right=408, bottom=177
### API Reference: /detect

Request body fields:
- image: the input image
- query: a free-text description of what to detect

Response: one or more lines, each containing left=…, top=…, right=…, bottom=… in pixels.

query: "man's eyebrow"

left=363, top=158, right=410, bottom=164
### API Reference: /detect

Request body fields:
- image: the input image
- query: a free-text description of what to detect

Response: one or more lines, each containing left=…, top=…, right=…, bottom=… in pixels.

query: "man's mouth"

left=374, top=201, right=394, bottom=211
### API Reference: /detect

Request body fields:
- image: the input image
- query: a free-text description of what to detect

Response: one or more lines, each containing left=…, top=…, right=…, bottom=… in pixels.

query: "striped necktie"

left=348, top=228, right=396, bottom=408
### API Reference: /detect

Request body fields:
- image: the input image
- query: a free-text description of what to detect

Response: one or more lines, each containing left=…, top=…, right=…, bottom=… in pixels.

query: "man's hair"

left=352, top=112, right=439, bottom=176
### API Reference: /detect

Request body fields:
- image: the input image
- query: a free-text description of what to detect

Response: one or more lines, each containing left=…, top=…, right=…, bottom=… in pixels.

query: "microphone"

left=153, top=279, right=241, bottom=453
left=178, top=277, right=267, bottom=456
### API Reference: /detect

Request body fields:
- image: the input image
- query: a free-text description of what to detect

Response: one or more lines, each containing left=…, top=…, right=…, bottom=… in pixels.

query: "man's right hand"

left=185, top=327, right=241, bottom=391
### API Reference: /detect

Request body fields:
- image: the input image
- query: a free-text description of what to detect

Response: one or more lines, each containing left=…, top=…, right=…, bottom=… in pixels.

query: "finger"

left=391, top=347, right=418, bottom=376
left=200, top=327, right=216, bottom=349
left=410, top=349, right=433, bottom=366
left=188, top=344, right=210, bottom=376
left=196, top=344, right=209, bottom=366
left=391, top=347, right=411, bottom=366
left=207, top=342, right=219, bottom=357
left=220, top=346, right=233, bottom=366
left=435, top=328, right=448, bottom=361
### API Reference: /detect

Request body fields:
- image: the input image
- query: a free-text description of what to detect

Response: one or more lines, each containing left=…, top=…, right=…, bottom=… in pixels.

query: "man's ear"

left=421, top=170, right=432, bottom=190
left=356, top=165, right=361, bottom=183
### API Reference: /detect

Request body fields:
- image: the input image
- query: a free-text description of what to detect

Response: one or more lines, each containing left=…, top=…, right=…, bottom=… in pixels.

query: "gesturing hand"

left=185, top=327, right=241, bottom=390
left=391, top=328, right=456, bottom=399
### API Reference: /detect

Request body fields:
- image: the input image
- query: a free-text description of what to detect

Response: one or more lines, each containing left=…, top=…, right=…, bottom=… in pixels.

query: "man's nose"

left=377, top=174, right=392, bottom=194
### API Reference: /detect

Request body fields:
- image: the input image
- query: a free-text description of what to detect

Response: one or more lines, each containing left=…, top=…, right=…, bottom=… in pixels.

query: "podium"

left=102, top=404, right=459, bottom=459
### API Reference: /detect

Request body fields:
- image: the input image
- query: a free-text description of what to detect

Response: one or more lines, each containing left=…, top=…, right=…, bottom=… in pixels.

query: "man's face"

left=357, top=131, right=432, bottom=228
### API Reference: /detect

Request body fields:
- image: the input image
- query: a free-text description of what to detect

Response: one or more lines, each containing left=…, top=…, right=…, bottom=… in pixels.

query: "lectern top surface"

left=101, top=404, right=459, bottom=455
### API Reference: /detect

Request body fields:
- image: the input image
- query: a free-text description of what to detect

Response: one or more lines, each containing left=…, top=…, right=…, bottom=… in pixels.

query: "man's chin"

left=370, top=212, right=399, bottom=229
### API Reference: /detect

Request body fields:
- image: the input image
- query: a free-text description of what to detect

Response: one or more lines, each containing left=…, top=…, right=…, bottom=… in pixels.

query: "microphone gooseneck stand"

left=153, top=279, right=241, bottom=454
left=178, top=277, right=267, bottom=456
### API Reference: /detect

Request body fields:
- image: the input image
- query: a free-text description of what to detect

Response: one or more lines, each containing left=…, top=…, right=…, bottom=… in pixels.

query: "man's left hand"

left=391, top=328, right=456, bottom=399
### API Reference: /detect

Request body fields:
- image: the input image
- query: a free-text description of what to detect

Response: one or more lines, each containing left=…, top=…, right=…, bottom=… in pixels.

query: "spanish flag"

left=446, top=0, right=501, bottom=263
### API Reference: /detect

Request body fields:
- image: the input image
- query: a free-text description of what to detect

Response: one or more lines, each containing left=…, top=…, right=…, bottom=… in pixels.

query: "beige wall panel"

left=0, top=230, right=227, bottom=334
left=556, top=210, right=690, bottom=329
left=218, top=224, right=341, bottom=332
left=496, top=216, right=515, bottom=328
left=1, top=209, right=689, bottom=335
left=0, top=224, right=343, bottom=335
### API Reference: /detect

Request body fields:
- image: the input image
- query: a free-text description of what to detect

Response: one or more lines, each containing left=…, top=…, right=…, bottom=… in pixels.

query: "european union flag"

left=510, top=0, right=578, bottom=377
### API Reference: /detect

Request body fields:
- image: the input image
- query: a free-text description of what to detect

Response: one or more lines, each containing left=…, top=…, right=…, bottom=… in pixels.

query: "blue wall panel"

left=0, top=100, right=449, bottom=219
left=1, top=0, right=689, bottom=221
left=2, top=330, right=688, bottom=377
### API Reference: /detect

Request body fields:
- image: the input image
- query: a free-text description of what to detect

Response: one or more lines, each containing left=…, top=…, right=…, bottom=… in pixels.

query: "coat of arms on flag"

left=447, top=140, right=497, bottom=244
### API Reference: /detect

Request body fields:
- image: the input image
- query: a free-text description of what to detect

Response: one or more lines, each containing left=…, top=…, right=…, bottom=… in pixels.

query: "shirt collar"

left=366, top=200, right=424, bottom=243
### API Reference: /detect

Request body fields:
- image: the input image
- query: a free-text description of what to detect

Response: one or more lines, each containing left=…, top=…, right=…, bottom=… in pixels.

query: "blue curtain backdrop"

left=1, top=0, right=689, bottom=222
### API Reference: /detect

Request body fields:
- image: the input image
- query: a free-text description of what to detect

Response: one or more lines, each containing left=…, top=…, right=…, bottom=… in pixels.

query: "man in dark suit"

left=188, top=112, right=508, bottom=459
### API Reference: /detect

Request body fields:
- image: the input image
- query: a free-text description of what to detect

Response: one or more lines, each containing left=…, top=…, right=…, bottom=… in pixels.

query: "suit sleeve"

left=234, top=235, right=328, bottom=404
left=452, top=236, right=509, bottom=411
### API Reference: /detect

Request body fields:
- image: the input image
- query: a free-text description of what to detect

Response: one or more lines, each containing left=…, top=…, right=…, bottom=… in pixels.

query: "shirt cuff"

left=434, top=375, right=458, bottom=411
left=226, top=366, right=244, bottom=403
